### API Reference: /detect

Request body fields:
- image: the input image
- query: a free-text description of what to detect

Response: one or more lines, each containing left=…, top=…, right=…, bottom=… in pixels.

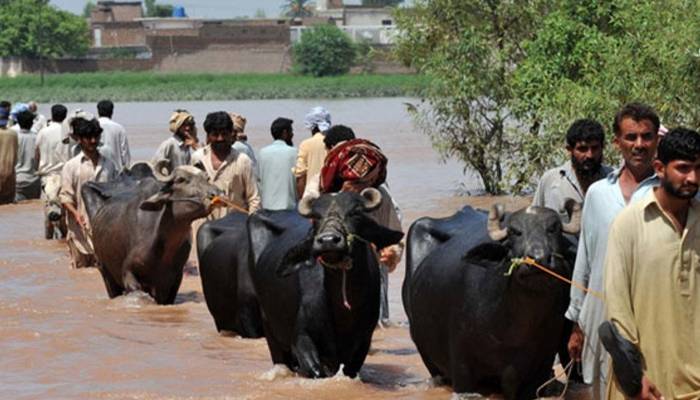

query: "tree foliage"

left=282, top=0, right=315, bottom=18
left=396, top=0, right=700, bottom=194
left=83, top=1, right=96, bottom=18
left=144, top=0, right=174, bottom=17
left=395, top=0, right=551, bottom=194
left=293, top=24, right=357, bottom=77
left=0, top=0, right=89, bottom=59
left=513, top=0, right=700, bottom=186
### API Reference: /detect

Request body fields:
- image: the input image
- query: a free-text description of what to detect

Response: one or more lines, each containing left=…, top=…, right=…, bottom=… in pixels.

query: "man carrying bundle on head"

left=319, top=125, right=403, bottom=325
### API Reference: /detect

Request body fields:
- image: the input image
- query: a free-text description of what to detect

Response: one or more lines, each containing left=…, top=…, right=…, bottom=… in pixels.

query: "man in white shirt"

left=96, top=99, right=130, bottom=171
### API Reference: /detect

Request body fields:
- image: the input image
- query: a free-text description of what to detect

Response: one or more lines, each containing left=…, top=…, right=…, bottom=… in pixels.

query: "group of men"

left=2, top=97, right=696, bottom=398
left=533, top=102, right=699, bottom=400
left=148, top=106, right=403, bottom=323
left=0, top=102, right=404, bottom=323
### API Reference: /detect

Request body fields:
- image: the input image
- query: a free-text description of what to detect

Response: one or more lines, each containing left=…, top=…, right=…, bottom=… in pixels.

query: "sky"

left=50, top=0, right=366, bottom=19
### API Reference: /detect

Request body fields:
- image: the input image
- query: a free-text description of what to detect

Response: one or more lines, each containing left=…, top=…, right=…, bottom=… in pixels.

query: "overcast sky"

left=50, top=0, right=366, bottom=19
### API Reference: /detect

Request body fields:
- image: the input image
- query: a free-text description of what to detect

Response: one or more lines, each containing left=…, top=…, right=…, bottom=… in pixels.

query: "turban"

left=169, top=110, right=194, bottom=134
left=320, top=138, right=387, bottom=194
left=304, top=106, right=331, bottom=133
left=229, top=112, right=247, bottom=132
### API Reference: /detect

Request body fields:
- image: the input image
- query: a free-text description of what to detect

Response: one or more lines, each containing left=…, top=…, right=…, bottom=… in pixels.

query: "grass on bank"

left=0, top=72, right=430, bottom=102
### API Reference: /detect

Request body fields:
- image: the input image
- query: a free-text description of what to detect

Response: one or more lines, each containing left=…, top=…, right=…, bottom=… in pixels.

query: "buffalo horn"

left=360, top=187, right=382, bottom=211
left=488, top=204, right=508, bottom=241
left=562, top=201, right=582, bottom=234
left=298, top=193, right=319, bottom=217
left=152, top=159, right=174, bottom=182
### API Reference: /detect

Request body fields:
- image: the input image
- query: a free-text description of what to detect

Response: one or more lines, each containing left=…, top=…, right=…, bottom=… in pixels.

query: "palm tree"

left=281, top=0, right=315, bottom=18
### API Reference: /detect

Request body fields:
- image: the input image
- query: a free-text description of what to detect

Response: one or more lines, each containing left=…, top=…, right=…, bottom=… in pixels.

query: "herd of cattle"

left=76, top=162, right=582, bottom=399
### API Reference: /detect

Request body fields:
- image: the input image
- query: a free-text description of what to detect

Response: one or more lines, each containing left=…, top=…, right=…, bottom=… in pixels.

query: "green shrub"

left=293, top=24, right=357, bottom=77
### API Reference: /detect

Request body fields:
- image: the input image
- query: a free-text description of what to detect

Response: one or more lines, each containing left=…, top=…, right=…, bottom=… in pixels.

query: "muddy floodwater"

left=1, top=98, right=490, bottom=399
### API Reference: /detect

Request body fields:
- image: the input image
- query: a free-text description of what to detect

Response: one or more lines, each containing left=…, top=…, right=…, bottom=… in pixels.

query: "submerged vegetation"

left=1, top=72, right=428, bottom=103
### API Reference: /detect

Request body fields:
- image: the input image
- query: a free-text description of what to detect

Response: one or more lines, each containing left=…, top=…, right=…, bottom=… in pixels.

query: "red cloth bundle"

left=320, top=138, right=387, bottom=193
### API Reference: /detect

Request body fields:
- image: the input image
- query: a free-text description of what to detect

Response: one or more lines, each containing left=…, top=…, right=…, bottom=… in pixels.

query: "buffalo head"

left=483, top=202, right=581, bottom=287
left=279, top=188, right=403, bottom=275
left=140, top=161, right=223, bottom=220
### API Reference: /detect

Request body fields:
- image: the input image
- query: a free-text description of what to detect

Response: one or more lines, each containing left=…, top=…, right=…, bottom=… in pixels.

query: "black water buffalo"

left=196, top=211, right=263, bottom=337
left=82, top=162, right=222, bottom=305
left=249, top=188, right=403, bottom=378
left=403, top=203, right=580, bottom=399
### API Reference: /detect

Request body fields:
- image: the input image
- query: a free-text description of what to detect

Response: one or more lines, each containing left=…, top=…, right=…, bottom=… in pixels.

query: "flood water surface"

left=1, top=98, right=476, bottom=399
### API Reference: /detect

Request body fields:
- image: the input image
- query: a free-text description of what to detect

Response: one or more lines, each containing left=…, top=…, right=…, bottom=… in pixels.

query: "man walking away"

left=97, top=100, right=130, bottom=171
left=258, top=117, right=297, bottom=210
left=15, top=110, right=41, bottom=201
left=0, top=102, right=17, bottom=204
left=604, top=127, right=700, bottom=400
left=36, top=104, right=69, bottom=180
left=294, top=106, right=331, bottom=199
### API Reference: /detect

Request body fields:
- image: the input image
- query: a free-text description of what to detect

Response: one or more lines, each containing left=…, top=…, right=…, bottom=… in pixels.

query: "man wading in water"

left=59, top=111, right=118, bottom=268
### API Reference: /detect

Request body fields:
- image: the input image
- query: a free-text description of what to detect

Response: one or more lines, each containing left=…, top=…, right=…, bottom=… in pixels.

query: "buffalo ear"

left=356, top=220, right=404, bottom=250
left=280, top=226, right=314, bottom=267
left=139, top=191, right=171, bottom=211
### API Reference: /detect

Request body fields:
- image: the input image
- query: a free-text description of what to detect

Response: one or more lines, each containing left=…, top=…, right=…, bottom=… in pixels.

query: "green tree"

left=362, top=0, right=403, bottom=6
left=293, top=24, right=356, bottom=77
left=513, top=0, right=700, bottom=185
left=83, top=0, right=96, bottom=18
left=0, top=0, right=89, bottom=59
left=144, top=0, right=174, bottom=17
left=394, top=0, right=552, bottom=194
left=254, top=8, right=267, bottom=19
left=282, top=0, right=315, bottom=18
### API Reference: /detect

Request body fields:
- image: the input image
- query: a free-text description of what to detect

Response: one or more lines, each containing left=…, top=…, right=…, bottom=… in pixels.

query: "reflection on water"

left=1, top=98, right=477, bottom=399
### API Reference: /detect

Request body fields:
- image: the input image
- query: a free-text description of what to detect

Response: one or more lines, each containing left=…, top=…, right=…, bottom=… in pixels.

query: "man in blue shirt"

left=258, top=117, right=298, bottom=210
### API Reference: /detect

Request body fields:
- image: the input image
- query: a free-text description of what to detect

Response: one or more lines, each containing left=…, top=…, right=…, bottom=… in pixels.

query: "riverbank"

left=1, top=72, right=430, bottom=102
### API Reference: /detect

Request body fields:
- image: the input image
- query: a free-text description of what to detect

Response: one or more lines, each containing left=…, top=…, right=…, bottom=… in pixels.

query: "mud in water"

left=0, top=98, right=568, bottom=399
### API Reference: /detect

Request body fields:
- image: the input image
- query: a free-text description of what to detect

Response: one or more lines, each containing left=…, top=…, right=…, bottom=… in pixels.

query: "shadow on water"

left=174, top=290, right=203, bottom=304
left=360, top=362, right=427, bottom=389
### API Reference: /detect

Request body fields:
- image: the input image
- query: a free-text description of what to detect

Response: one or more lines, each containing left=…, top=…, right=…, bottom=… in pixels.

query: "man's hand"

left=568, top=323, right=584, bottom=362
left=631, top=376, right=663, bottom=400
left=379, top=245, right=401, bottom=272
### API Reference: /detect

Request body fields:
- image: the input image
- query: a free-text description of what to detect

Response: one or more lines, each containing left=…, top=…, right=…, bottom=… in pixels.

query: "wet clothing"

left=605, top=191, right=700, bottom=400
left=258, top=140, right=297, bottom=210
left=565, top=166, right=658, bottom=399
left=98, top=117, right=130, bottom=171
left=59, top=151, right=118, bottom=268
left=371, top=185, right=403, bottom=322
left=15, top=128, right=40, bottom=201
left=532, top=161, right=612, bottom=222
left=0, top=127, right=18, bottom=204
left=152, top=135, right=194, bottom=170
left=293, top=132, right=327, bottom=198
left=35, top=121, right=66, bottom=179
left=191, top=145, right=260, bottom=219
